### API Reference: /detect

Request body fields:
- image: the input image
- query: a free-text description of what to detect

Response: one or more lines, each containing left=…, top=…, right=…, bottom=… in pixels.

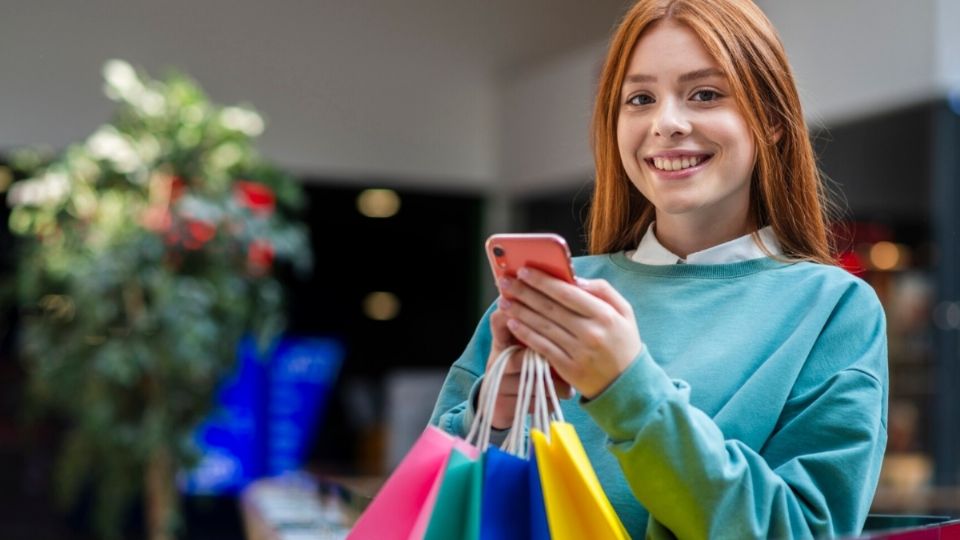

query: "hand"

left=485, top=303, right=572, bottom=429
left=497, top=268, right=642, bottom=399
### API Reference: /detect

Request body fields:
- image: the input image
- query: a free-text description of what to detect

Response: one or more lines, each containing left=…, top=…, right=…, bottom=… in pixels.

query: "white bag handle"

left=465, top=345, right=567, bottom=454
left=504, top=348, right=537, bottom=456
left=505, top=348, right=566, bottom=456
left=465, top=345, right=518, bottom=451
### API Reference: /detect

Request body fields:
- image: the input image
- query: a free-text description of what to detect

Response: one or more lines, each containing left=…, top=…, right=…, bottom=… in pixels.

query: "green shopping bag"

left=423, top=446, right=484, bottom=540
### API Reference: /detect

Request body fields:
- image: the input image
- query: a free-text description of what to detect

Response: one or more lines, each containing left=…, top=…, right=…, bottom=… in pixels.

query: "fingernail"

left=506, top=319, right=519, bottom=330
left=499, top=277, right=513, bottom=290
left=517, top=268, right=530, bottom=279
left=499, top=298, right=512, bottom=309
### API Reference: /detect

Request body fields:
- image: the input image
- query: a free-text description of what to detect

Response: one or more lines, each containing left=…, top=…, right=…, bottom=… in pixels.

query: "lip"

left=644, top=153, right=713, bottom=180
left=645, top=149, right=712, bottom=159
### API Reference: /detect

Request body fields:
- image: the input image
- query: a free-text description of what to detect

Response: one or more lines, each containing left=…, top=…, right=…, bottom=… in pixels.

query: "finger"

left=503, top=296, right=579, bottom=354
left=505, top=317, right=574, bottom=373
left=552, top=374, right=574, bottom=400
left=517, top=267, right=617, bottom=319
left=500, top=276, right=583, bottom=331
left=525, top=388, right=566, bottom=413
left=489, top=304, right=519, bottom=349
left=497, top=371, right=520, bottom=396
left=576, top=277, right=633, bottom=317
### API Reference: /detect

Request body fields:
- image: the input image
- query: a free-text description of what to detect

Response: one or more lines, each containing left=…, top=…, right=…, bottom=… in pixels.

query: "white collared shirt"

left=629, top=222, right=783, bottom=265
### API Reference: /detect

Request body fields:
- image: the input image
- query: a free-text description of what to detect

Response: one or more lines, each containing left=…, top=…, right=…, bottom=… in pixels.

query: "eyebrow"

left=623, top=68, right=725, bottom=84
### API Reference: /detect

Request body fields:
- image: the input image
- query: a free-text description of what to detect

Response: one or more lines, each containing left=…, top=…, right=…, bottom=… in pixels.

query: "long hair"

left=587, top=0, right=836, bottom=264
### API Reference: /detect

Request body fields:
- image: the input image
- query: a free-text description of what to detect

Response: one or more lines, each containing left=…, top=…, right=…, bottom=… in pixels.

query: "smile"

left=646, top=154, right=713, bottom=172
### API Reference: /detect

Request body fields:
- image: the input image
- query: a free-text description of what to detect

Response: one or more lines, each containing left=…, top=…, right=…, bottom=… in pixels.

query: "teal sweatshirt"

left=429, top=252, right=888, bottom=539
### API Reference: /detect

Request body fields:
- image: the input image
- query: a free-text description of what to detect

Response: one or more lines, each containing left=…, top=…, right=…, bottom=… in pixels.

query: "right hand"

left=485, top=298, right=572, bottom=430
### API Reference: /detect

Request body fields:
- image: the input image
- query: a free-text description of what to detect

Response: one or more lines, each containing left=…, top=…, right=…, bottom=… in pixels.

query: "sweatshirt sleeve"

left=581, top=281, right=889, bottom=539
left=428, top=304, right=504, bottom=440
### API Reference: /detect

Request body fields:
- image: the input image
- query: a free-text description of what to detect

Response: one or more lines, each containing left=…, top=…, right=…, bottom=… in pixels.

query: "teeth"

left=652, top=155, right=704, bottom=171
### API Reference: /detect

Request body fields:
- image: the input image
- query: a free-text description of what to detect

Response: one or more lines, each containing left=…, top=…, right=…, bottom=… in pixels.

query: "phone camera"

left=492, top=246, right=505, bottom=257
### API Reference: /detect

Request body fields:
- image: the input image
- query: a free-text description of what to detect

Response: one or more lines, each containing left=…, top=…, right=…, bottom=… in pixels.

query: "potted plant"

left=2, top=60, right=311, bottom=539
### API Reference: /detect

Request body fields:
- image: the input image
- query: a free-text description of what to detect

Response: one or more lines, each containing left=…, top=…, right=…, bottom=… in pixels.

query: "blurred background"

left=1, top=0, right=959, bottom=538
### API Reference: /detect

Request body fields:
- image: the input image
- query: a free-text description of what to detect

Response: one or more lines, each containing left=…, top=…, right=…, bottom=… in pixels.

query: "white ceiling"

left=347, top=0, right=632, bottom=76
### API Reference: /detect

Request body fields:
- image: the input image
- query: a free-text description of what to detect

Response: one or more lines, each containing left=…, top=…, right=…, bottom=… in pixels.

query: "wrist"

left=581, top=350, right=641, bottom=400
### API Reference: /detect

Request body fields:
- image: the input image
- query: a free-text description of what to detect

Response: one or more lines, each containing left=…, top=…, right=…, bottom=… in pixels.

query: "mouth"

left=644, top=153, right=714, bottom=173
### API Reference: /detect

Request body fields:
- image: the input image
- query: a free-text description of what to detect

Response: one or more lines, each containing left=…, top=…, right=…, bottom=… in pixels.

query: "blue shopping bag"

left=480, top=445, right=550, bottom=540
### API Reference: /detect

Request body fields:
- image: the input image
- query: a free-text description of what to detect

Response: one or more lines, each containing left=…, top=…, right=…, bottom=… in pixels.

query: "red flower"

left=170, top=176, right=187, bottom=203
left=246, top=239, right=274, bottom=276
left=182, top=219, right=217, bottom=250
left=234, top=180, right=275, bottom=216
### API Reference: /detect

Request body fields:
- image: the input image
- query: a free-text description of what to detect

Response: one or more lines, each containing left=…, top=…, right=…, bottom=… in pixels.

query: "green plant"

left=2, top=60, right=310, bottom=539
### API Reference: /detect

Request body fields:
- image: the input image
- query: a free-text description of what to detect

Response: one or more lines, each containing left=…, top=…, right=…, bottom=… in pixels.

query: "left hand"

left=497, top=267, right=642, bottom=399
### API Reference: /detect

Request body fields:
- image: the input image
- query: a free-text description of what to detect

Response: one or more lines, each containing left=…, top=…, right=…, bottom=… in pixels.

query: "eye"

left=691, top=89, right=721, bottom=102
left=626, top=93, right=654, bottom=106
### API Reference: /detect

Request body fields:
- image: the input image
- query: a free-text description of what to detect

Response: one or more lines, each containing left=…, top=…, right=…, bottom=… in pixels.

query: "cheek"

left=616, top=121, right=642, bottom=172
left=714, top=115, right=756, bottom=173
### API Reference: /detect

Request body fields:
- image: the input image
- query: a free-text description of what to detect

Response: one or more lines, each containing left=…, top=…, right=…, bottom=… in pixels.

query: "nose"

left=651, top=98, right=690, bottom=138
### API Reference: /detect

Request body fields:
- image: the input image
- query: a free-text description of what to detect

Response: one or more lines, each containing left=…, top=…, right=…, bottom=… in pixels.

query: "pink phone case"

left=485, top=233, right=575, bottom=298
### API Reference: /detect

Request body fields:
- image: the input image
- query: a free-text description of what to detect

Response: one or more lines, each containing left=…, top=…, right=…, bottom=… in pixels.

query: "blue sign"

left=180, top=335, right=344, bottom=495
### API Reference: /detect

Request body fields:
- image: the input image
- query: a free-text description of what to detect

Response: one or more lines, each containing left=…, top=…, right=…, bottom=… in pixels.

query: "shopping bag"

left=347, top=425, right=473, bottom=540
left=480, top=445, right=550, bottom=540
left=532, top=421, right=629, bottom=540
left=529, top=452, right=550, bottom=540
left=421, top=345, right=528, bottom=540
left=423, top=446, right=484, bottom=540
left=351, top=345, right=517, bottom=540
left=479, top=347, right=551, bottom=540
left=408, top=437, right=479, bottom=540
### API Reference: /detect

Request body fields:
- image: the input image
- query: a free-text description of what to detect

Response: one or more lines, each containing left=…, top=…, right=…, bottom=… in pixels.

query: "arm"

left=428, top=305, right=495, bottom=437
left=504, top=268, right=888, bottom=539
left=584, top=348, right=885, bottom=539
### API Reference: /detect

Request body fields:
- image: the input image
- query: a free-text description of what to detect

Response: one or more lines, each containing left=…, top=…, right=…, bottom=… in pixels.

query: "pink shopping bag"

left=347, top=425, right=477, bottom=540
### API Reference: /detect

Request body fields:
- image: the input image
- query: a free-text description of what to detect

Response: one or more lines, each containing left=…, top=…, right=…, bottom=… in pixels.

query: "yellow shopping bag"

left=531, top=421, right=630, bottom=540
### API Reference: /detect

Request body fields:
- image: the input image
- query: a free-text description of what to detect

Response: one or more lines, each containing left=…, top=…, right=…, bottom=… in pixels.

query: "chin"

left=653, top=198, right=705, bottom=215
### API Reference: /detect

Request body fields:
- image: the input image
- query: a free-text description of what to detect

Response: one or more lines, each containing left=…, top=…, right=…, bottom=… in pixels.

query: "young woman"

left=430, top=1, right=888, bottom=538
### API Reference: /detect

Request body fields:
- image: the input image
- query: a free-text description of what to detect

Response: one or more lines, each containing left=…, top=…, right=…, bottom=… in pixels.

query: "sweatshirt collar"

left=629, top=222, right=783, bottom=265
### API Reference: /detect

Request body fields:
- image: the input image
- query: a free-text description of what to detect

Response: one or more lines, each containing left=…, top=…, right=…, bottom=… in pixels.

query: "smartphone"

left=485, top=233, right=576, bottom=299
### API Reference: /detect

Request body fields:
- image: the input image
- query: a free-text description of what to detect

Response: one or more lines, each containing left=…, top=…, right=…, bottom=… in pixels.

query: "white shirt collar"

left=629, top=222, right=783, bottom=265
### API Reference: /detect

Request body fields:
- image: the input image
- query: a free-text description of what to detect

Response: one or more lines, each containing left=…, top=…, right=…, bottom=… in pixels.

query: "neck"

left=654, top=212, right=755, bottom=259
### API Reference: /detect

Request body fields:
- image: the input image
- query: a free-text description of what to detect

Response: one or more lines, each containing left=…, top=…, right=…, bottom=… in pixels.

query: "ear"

left=763, top=107, right=783, bottom=144
left=768, top=124, right=783, bottom=145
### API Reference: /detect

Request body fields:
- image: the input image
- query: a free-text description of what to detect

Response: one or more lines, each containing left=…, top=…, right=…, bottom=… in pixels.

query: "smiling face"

left=617, top=20, right=756, bottom=236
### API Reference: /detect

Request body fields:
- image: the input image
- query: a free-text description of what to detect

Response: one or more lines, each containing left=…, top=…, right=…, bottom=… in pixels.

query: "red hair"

left=588, top=0, right=836, bottom=264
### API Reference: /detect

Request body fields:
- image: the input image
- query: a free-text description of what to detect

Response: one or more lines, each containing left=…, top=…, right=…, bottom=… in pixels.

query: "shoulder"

left=787, top=262, right=888, bottom=387
left=779, top=261, right=883, bottom=314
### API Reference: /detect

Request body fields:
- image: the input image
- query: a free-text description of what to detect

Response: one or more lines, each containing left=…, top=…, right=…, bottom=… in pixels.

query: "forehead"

left=626, top=20, right=718, bottom=74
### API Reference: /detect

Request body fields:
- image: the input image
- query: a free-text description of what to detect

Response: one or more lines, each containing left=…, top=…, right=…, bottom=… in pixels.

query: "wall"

left=757, top=0, right=938, bottom=126
left=936, top=0, right=960, bottom=92
left=498, top=43, right=606, bottom=196
left=0, top=0, right=498, bottom=190
left=2, top=1, right=955, bottom=197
